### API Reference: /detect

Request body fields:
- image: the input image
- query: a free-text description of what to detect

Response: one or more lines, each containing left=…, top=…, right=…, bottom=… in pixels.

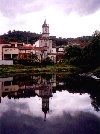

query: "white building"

left=0, top=39, right=14, bottom=65
left=33, top=20, right=56, bottom=63
left=0, top=39, right=10, bottom=60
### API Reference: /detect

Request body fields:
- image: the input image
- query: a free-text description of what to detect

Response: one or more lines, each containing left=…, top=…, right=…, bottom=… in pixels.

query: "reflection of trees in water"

left=1, top=74, right=100, bottom=112
left=90, top=94, right=100, bottom=112
left=41, top=74, right=52, bottom=81
left=14, top=75, right=39, bottom=85
left=63, top=75, right=100, bottom=111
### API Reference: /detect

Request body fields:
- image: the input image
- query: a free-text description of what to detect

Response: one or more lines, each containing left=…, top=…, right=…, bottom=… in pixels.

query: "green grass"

left=0, top=64, right=80, bottom=76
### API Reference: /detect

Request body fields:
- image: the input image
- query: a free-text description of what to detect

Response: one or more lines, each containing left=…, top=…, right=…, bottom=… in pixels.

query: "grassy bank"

left=0, top=64, right=80, bottom=76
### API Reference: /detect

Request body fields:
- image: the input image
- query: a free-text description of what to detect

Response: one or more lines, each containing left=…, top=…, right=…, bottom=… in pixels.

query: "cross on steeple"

left=44, top=19, right=46, bottom=24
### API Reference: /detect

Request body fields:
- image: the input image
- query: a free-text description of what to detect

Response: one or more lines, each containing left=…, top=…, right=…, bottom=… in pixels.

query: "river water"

left=0, top=74, right=100, bottom=134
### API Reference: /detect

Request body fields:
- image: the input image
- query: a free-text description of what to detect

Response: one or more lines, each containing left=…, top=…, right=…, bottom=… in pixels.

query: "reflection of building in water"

left=35, top=84, right=52, bottom=121
left=0, top=75, right=55, bottom=120
left=0, top=75, right=100, bottom=117
left=0, top=77, right=14, bottom=102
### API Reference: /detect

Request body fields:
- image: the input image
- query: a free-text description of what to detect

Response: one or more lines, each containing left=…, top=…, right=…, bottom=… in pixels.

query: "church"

left=32, top=19, right=57, bottom=63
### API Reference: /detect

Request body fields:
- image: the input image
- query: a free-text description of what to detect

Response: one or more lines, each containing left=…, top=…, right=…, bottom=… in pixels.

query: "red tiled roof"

left=24, top=44, right=33, bottom=47
left=33, top=47, right=47, bottom=51
left=68, top=39, right=90, bottom=47
left=19, top=47, right=32, bottom=50
left=9, top=42, right=24, bottom=44
left=19, top=44, right=33, bottom=50
left=3, top=46, right=18, bottom=48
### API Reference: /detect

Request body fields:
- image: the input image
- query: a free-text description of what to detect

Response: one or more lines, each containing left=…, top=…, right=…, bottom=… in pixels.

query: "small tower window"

left=45, top=28, right=47, bottom=32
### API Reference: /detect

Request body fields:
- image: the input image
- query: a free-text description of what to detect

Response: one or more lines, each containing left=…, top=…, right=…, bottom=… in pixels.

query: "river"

left=0, top=74, right=100, bottom=134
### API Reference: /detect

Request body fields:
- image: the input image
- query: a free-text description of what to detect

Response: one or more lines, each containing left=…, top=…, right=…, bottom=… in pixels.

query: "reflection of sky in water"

left=0, top=91, right=100, bottom=118
left=0, top=91, right=100, bottom=134
left=49, top=91, right=100, bottom=118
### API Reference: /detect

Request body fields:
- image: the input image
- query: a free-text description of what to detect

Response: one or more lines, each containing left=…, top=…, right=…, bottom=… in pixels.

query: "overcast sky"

left=0, top=0, right=100, bottom=38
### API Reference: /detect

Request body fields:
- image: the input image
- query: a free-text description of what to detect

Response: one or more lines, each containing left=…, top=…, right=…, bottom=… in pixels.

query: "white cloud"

left=0, top=90, right=100, bottom=120
left=0, top=13, right=9, bottom=35
left=49, top=91, right=100, bottom=119
left=0, top=0, right=100, bottom=37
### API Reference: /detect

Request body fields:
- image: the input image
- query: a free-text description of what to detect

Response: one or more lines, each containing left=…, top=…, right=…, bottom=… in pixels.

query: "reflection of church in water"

left=35, top=85, right=52, bottom=120
left=0, top=75, right=57, bottom=120
left=0, top=75, right=100, bottom=118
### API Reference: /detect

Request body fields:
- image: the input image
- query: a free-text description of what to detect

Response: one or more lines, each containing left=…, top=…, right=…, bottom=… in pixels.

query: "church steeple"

left=42, top=19, right=47, bottom=27
left=44, top=19, right=46, bottom=25
left=42, top=97, right=49, bottom=121
left=42, top=19, right=49, bottom=38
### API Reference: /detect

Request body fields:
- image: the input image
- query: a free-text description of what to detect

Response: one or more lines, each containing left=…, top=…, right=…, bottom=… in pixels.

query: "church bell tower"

left=42, top=19, right=49, bottom=38
left=42, top=97, right=49, bottom=121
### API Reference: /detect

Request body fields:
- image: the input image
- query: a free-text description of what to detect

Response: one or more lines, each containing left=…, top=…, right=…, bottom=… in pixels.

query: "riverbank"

left=0, top=64, right=80, bottom=76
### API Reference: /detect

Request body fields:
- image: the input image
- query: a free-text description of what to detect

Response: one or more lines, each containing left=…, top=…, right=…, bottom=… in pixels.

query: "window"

left=4, top=81, right=11, bottom=86
left=45, top=28, right=47, bottom=32
left=5, top=49, right=8, bottom=51
left=12, top=44, right=15, bottom=47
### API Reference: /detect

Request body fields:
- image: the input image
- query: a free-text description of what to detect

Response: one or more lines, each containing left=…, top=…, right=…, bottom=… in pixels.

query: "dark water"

left=0, top=74, right=100, bottom=134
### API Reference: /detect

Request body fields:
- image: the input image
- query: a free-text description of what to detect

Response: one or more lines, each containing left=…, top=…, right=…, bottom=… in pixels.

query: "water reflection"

left=0, top=74, right=100, bottom=134
left=0, top=75, right=54, bottom=119
left=0, top=74, right=100, bottom=113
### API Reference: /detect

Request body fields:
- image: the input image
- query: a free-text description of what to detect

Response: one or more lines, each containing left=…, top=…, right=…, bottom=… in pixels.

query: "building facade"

left=33, top=20, right=57, bottom=63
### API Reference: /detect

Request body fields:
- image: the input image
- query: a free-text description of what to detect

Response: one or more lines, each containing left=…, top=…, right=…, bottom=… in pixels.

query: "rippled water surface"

left=0, top=74, right=100, bottom=134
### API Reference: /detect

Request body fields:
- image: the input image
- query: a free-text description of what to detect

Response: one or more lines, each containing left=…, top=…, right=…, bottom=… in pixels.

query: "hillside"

left=0, top=30, right=68, bottom=46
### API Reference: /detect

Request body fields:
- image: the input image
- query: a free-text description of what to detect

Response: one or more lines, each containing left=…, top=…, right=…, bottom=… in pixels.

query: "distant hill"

left=0, top=30, right=40, bottom=44
left=0, top=30, right=92, bottom=46
left=0, top=30, right=69, bottom=46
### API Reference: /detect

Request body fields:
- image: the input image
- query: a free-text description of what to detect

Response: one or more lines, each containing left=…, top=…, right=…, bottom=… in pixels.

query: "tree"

left=64, top=46, right=82, bottom=64
left=41, top=57, right=54, bottom=66
left=64, top=34, right=100, bottom=70
left=29, top=53, right=38, bottom=61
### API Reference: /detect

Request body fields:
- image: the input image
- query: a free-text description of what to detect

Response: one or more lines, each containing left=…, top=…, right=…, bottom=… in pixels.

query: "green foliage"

left=64, top=35, right=100, bottom=70
left=65, top=46, right=82, bottom=62
left=51, top=36, right=68, bottom=46
left=16, top=60, right=40, bottom=66
left=1, top=30, right=40, bottom=44
left=41, top=57, right=54, bottom=66
left=76, top=36, right=92, bottom=42
left=29, top=53, right=38, bottom=61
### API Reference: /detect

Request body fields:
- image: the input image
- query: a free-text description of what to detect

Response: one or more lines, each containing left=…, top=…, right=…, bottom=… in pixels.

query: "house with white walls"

left=0, top=39, right=14, bottom=65
left=0, top=39, right=10, bottom=60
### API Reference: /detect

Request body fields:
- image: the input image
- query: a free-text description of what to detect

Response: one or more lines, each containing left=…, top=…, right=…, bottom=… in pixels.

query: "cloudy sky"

left=0, top=0, right=100, bottom=38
